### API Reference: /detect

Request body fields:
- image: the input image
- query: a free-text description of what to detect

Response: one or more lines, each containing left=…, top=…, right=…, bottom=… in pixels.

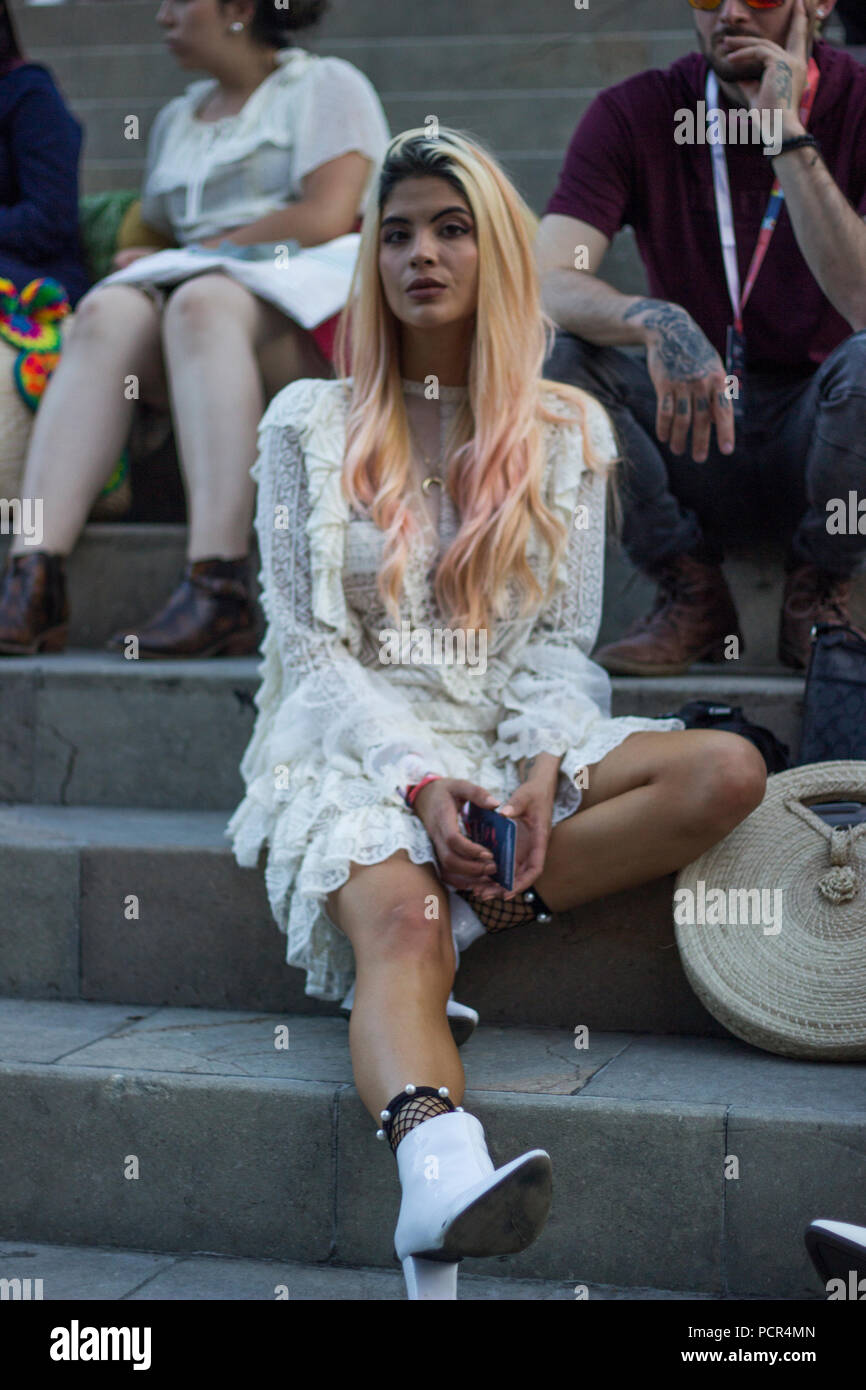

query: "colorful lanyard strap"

left=705, top=57, right=820, bottom=334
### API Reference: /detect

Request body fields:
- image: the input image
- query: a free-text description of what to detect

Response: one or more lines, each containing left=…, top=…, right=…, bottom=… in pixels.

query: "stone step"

left=16, top=0, right=698, bottom=48
left=4, top=527, right=861, bottom=672
left=31, top=34, right=692, bottom=105
left=0, top=799, right=721, bottom=1034
left=0, top=999, right=859, bottom=1296
left=0, top=647, right=805, bottom=810
left=0, top=1236, right=764, bottom=1301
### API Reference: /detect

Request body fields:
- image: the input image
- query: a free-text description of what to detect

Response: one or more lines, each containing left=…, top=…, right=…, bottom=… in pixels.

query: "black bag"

left=798, top=622, right=866, bottom=765
left=653, top=699, right=790, bottom=775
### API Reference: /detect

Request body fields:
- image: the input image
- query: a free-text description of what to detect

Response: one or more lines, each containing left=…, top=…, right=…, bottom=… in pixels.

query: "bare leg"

left=325, top=851, right=464, bottom=1121
left=160, top=274, right=330, bottom=562
left=531, top=729, right=767, bottom=912
left=9, top=285, right=169, bottom=558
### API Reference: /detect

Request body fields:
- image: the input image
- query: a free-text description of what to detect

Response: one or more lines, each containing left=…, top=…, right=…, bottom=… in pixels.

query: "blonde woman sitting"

left=227, top=128, right=767, bottom=1300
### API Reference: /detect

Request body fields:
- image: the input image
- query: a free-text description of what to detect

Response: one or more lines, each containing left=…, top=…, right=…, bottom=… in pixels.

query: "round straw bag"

left=674, top=761, right=866, bottom=1060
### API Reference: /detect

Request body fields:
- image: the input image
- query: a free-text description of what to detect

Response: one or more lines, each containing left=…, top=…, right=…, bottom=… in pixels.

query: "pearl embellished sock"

left=386, top=1093, right=454, bottom=1153
left=378, top=1086, right=459, bottom=1154
left=456, top=884, right=553, bottom=933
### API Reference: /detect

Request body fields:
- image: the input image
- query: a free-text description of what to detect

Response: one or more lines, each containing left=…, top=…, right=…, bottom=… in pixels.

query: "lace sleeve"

left=494, top=403, right=618, bottom=765
left=252, top=417, right=450, bottom=800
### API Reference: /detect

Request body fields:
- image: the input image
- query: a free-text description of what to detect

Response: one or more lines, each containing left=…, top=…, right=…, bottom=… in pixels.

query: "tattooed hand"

left=623, top=299, right=734, bottom=462
left=722, top=0, right=811, bottom=131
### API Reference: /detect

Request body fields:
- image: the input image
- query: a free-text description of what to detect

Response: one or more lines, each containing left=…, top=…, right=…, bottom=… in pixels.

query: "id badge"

left=725, top=324, right=746, bottom=424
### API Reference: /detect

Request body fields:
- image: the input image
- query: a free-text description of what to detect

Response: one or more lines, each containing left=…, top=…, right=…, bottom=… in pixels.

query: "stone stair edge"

left=0, top=1054, right=862, bottom=1128
left=29, top=31, right=696, bottom=55
left=0, top=650, right=805, bottom=684
left=0, top=1236, right=743, bottom=1301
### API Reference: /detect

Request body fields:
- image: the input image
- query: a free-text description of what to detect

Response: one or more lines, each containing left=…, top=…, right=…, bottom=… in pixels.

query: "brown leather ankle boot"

left=105, top=555, right=260, bottom=659
left=0, top=549, right=69, bottom=656
left=593, top=554, right=742, bottom=676
left=778, top=564, right=865, bottom=670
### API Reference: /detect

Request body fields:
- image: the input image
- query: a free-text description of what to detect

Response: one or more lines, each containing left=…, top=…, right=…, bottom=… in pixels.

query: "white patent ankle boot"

left=393, top=1109, right=552, bottom=1300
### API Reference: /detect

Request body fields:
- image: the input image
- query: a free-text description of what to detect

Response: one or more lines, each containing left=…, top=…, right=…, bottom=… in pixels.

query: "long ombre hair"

left=333, top=127, right=615, bottom=635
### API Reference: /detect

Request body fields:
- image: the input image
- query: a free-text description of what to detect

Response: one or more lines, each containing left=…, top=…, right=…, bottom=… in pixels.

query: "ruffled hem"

left=225, top=711, right=685, bottom=1003
left=227, top=788, right=438, bottom=1001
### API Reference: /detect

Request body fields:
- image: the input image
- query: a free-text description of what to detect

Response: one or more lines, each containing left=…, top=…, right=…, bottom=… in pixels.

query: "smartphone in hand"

left=461, top=802, right=516, bottom=891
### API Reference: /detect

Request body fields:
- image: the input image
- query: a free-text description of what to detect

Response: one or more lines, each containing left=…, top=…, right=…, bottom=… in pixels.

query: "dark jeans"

left=542, top=328, right=866, bottom=578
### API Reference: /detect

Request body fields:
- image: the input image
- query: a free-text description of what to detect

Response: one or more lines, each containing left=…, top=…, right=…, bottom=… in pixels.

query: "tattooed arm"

left=622, top=299, right=734, bottom=462
left=724, top=0, right=866, bottom=331
left=536, top=215, right=735, bottom=461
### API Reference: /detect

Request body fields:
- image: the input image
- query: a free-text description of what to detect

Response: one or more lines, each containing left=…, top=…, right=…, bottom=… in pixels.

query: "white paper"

left=100, top=233, right=360, bottom=330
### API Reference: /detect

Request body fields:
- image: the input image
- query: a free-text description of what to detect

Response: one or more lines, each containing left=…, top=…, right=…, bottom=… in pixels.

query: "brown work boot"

left=778, top=564, right=865, bottom=670
left=0, top=549, right=69, bottom=655
left=105, top=555, right=260, bottom=659
left=593, top=555, right=742, bottom=676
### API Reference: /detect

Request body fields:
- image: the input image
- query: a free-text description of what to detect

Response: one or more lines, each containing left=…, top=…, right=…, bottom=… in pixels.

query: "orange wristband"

left=405, top=773, right=442, bottom=808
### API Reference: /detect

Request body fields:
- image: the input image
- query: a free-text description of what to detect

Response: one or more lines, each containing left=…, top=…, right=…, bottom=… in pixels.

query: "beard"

left=699, top=29, right=766, bottom=86
left=706, top=51, right=766, bottom=83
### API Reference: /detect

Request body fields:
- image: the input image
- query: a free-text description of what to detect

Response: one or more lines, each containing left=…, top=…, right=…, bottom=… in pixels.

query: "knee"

left=376, top=898, right=455, bottom=971
left=682, top=733, right=767, bottom=833
left=66, top=286, right=150, bottom=344
left=163, top=275, right=235, bottom=335
left=819, top=331, right=866, bottom=403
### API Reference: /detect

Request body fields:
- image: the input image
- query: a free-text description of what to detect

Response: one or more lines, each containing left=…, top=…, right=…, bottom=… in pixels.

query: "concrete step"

left=0, top=800, right=722, bottom=1034
left=16, top=0, right=698, bottom=47
left=0, top=1236, right=762, bottom=1301
left=0, top=999, right=860, bottom=1296
left=0, top=647, right=805, bottom=810
left=32, top=34, right=693, bottom=105
left=5, top=527, right=860, bottom=670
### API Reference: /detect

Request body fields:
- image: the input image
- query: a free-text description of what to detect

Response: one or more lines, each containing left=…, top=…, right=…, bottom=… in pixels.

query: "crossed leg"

left=531, top=728, right=767, bottom=911
left=325, top=728, right=766, bottom=1121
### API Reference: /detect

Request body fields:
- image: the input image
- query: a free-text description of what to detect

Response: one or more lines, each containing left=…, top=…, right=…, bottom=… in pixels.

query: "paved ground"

left=0, top=1238, right=776, bottom=1301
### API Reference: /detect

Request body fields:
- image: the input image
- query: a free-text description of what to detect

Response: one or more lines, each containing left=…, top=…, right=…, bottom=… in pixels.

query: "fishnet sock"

left=387, top=1094, right=454, bottom=1153
left=456, top=887, right=540, bottom=933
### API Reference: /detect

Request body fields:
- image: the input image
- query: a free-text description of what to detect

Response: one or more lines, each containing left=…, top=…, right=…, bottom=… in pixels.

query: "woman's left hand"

left=480, top=779, right=555, bottom=900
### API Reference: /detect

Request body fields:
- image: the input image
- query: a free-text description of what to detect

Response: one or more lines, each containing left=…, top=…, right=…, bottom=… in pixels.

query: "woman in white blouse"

left=226, top=126, right=768, bottom=1299
left=0, top=0, right=389, bottom=659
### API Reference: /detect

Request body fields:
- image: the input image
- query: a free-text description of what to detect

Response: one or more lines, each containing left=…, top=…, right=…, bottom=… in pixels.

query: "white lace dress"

left=225, top=375, right=683, bottom=1001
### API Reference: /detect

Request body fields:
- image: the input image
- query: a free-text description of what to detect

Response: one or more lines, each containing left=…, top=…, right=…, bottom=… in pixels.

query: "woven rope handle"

left=784, top=798, right=862, bottom=905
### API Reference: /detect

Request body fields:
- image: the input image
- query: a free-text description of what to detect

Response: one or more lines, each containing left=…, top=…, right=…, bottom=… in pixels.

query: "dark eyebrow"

left=380, top=206, right=474, bottom=228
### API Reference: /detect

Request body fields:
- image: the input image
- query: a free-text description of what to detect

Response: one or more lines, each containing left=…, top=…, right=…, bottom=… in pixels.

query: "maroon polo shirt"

left=544, top=39, right=866, bottom=371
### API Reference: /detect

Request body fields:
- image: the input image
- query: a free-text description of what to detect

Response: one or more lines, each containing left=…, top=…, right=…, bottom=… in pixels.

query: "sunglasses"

left=688, top=0, right=785, bottom=9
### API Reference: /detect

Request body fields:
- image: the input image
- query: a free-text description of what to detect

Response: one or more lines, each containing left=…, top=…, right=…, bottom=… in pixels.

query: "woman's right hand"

left=412, top=778, right=502, bottom=893
left=111, top=246, right=158, bottom=270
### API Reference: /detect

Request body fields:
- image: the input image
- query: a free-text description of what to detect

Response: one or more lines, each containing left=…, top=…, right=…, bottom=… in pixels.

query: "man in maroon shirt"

left=538, top=0, right=866, bottom=673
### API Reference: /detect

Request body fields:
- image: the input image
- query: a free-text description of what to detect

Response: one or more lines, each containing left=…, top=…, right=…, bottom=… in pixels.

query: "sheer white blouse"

left=138, top=47, right=390, bottom=245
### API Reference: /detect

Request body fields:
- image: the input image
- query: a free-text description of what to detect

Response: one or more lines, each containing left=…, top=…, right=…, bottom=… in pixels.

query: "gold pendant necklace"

left=408, top=423, right=444, bottom=494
